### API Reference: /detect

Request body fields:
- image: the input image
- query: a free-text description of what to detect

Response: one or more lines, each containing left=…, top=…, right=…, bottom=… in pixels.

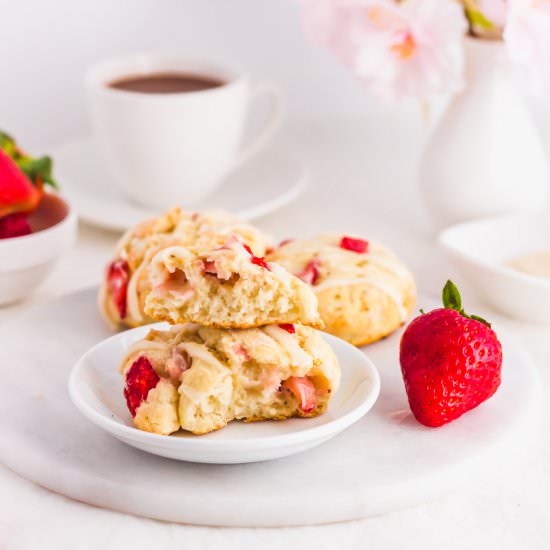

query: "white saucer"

left=68, top=324, right=380, bottom=464
left=0, top=289, right=541, bottom=526
left=50, top=136, right=308, bottom=231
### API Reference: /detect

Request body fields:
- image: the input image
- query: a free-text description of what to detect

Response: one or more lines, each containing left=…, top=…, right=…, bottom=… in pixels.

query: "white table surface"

left=1, top=117, right=549, bottom=549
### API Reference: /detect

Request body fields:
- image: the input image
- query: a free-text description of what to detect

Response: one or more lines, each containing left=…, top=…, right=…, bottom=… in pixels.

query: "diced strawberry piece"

left=166, top=348, right=192, bottom=382
left=279, top=323, right=295, bottom=334
left=107, top=259, right=130, bottom=319
left=124, top=356, right=160, bottom=417
left=242, top=243, right=271, bottom=270
left=232, top=343, right=251, bottom=361
left=251, top=256, right=270, bottom=270
left=278, top=238, right=295, bottom=248
left=282, top=376, right=317, bottom=413
left=297, top=258, right=321, bottom=286
left=0, top=212, right=31, bottom=239
left=339, top=236, right=369, bottom=254
left=202, top=259, right=218, bottom=275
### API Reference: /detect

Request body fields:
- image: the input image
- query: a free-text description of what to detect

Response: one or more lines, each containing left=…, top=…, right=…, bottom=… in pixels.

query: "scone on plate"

left=120, top=323, right=341, bottom=435
left=144, top=238, right=322, bottom=329
left=99, top=207, right=270, bottom=329
left=268, top=234, right=416, bottom=346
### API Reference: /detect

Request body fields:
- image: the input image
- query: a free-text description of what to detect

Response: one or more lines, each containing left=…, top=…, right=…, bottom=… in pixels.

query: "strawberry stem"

left=442, top=280, right=491, bottom=327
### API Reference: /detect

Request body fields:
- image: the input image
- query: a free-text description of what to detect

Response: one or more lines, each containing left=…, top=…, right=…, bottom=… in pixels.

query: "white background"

left=2, top=0, right=548, bottom=147
left=2, top=1, right=550, bottom=548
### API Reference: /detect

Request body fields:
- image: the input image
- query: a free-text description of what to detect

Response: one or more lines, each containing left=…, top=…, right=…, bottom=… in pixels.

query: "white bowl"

left=68, top=323, right=381, bottom=464
left=438, top=213, right=550, bottom=322
left=0, top=194, right=78, bottom=305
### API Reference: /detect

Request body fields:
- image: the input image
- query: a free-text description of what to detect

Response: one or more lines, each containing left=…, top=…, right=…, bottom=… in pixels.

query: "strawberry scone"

left=144, top=239, right=322, bottom=329
left=269, top=234, right=416, bottom=346
left=120, top=323, right=340, bottom=435
left=99, top=207, right=270, bottom=329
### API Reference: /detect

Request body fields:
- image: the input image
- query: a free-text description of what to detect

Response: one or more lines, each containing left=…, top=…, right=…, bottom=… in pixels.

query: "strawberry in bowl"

left=0, top=130, right=77, bottom=304
left=400, top=280, right=503, bottom=427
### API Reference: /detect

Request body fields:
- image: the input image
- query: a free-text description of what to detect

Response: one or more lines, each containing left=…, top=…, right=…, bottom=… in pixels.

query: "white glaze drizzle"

left=178, top=384, right=208, bottom=404
left=176, top=342, right=227, bottom=373
left=125, top=258, right=150, bottom=323
left=263, top=325, right=313, bottom=369
left=120, top=340, right=171, bottom=373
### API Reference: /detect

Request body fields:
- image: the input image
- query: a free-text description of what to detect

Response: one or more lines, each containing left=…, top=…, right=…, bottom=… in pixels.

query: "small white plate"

left=68, top=324, right=380, bottom=464
left=439, top=212, right=550, bottom=322
left=50, top=136, right=308, bottom=232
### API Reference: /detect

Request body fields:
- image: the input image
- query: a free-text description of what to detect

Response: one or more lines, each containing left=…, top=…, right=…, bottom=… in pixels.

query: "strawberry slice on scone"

left=121, top=355, right=180, bottom=435
left=400, top=280, right=502, bottom=427
left=144, top=239, right=323, bottom=329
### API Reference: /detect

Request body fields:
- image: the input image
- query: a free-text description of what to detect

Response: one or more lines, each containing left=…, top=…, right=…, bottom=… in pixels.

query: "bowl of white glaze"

left=438, top=212, right=550, bottom=322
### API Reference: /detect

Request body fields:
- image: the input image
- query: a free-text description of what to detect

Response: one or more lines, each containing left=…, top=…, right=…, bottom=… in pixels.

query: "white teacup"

left=86, top=54, right=283, bottom=209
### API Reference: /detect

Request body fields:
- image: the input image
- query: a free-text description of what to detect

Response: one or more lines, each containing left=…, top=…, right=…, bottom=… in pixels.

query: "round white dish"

left=0, top=194, right=77, bottom=305
left=50, top=136, right=308, bottom=231
left=0, top=289, right=540, bottom=526
left=68, top=324, right=380, bottom=464
left=439, top=212, right=550, bottom=322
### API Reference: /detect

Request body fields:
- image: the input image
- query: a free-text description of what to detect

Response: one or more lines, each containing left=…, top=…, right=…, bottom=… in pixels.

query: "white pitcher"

left=418, top=37, right=549, bottom=230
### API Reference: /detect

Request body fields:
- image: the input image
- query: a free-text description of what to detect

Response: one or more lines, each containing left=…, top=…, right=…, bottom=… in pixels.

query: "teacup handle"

left=233, top=82, right=284, bottom=168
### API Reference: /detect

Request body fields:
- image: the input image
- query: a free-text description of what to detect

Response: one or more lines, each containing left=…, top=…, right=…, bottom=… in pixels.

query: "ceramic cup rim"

left=85, top=52, right=248, bottom=101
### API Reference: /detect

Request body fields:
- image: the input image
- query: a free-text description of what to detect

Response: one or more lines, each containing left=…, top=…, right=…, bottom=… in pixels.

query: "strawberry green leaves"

left=442, top=279, right=491, bottom=327
left=0, top=129, right=58, bottom=189
left=17, top=155, right=57, bottom=188
left=442, top=279, right=462, bottom=311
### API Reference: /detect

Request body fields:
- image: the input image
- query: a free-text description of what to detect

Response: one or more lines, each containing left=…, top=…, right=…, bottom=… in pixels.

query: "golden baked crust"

left=120, top=323, right=340, bottom=435
left=268, top=234, right=416, bottom=346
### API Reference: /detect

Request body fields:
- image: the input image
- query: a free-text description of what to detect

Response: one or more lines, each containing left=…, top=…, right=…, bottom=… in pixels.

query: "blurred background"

left=5, top=0, right=550, bottom=147
left=3, top=0, right=550, bottom=296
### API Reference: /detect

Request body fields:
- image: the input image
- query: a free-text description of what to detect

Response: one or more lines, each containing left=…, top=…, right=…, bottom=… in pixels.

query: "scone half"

left=119, top=323, right=341, bottom=435
left=99, top=207, right=271, bottom=329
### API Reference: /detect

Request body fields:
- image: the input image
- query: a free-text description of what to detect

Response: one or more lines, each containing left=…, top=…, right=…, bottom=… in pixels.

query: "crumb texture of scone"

left=119, top=323, right=341, bottom=435
left=98, top=207, right=272, bottom=329
left=143, top=240, right=322, bottom=329
left=268, top=234, right=416, bottom=346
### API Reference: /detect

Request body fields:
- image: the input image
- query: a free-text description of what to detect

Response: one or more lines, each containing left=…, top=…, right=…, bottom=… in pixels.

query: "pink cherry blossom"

left=503, top=0, right=550, bottom=93
left=300, top=0, right=468, bottom=101
left=476, top=0, right=507, bottom=27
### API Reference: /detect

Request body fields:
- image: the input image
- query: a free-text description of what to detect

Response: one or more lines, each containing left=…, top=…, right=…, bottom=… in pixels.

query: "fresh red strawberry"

left=339, top=236, right=369, bottom=253
left=0, top=130, right=57, bottom=218
left=297, top=258, right=321, bottom=285
left=242, top=243, right=271, bottom=270
left=0, top=212, right=32, bottom=239
left=107, top=259, right=130, bottom=319
left=282, top=376, right=317, bottom=413
left=279, top=323, right=295, bottom=334
left=400, top=280, right=502, bottom=428
left=0, top=149, right=41, bottom=217
left=124, top=356, right=160, bottom=417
